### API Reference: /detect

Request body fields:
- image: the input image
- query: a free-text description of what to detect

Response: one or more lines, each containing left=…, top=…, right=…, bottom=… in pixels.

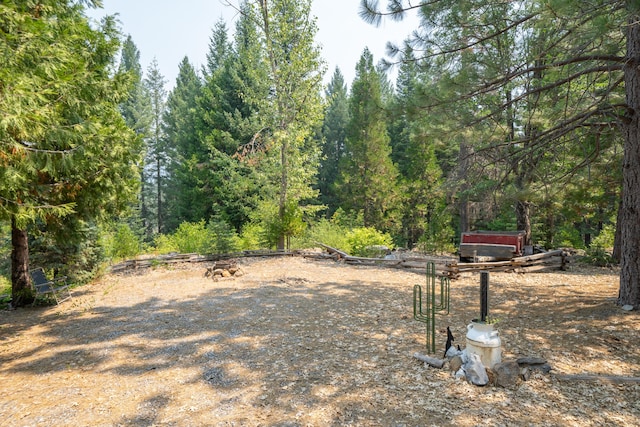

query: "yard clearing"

left=0, top=256, right=638, bottom=426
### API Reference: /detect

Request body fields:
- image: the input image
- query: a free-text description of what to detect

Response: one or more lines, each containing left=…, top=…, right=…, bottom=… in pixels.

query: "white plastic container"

left=466, top=321, right=502, bottom=368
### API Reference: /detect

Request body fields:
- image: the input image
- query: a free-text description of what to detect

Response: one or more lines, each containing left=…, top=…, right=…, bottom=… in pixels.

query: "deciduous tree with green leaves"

left=243, top=0, right=325, bottom=249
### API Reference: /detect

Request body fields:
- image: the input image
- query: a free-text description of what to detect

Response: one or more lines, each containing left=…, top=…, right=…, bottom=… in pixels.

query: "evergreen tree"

left=338, top=48, right=399, bottom=232
left=144, top=59, right=167, bottom=235
left=390, top=46, right=450, bottom=249
left=318, top=67, right=349, bottom=215
left=361, top=0, right=638, bottom=306
left=0, top=1, right=141, bottom=305
left=163, top=57, right=206, bottom=231
left=118, top=35, right=151, bottom=237
left=195, top=6, right=266, bottom=230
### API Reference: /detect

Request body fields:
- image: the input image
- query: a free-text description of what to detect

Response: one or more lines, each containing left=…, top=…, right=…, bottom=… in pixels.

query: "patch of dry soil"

left=0, top=257, right=638, bottom=426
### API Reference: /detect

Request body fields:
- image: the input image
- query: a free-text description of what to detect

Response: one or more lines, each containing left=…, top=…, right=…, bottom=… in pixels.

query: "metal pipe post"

left=480, top=271, right=489, bottom=322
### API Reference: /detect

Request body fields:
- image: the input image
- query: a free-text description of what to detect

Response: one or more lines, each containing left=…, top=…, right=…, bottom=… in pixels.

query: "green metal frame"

left=413, top=262, right=450, bottom=354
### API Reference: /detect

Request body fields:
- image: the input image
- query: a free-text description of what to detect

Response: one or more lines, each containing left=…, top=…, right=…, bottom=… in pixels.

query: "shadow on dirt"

left=0, top=261, right=638, bottom=426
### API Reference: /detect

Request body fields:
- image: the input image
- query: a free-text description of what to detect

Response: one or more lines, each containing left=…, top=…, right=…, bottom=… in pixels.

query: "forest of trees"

left=1, top=0, right=638, bottom=308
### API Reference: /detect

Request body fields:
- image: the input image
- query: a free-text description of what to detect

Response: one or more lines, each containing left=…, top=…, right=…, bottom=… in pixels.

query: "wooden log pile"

left=444, top=249, right=570, bottom=279
left=109, top=244, right=570, bottom=280
left=110, top=253, right=205, bottom=273
left=316, top=243, right=570, bottom=279
left=109, top=250, right=296, bottom=274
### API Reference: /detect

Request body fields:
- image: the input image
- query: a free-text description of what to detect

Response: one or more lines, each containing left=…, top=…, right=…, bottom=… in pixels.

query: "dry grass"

left=0, top=256, right=638, bottom=426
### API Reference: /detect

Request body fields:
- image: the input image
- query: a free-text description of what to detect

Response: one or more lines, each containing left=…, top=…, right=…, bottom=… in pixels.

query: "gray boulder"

left=465, top=353, right=489, bottom=386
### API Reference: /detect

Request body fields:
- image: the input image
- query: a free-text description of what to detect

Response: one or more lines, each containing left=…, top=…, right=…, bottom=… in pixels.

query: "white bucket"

left=466, top=321, right=502, bottom=368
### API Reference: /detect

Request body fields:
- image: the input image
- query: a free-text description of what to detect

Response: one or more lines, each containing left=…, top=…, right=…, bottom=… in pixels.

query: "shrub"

left=238, top=222, right=266, bottom=251
left=290, top=218, right=349, bottom=251
left=583, top=224, right=616, bottom=266
left=167, top=220, right=211, bottom=254
left=591, top=224, right=615, bottom=250
left=153, top=233, right=178, bottom=255
left=207, top=219, right=241, bottom=254
left=583, top=246, right=614, bottom=267
left=346, top=227, right=394, bottom=257
left=103, top=223, right=141, bottom=260
left=0, top=275, right=10, bottom=296
left=417, top=206, right=456, bottom=254
left=555, top=225, right=584, bottom=249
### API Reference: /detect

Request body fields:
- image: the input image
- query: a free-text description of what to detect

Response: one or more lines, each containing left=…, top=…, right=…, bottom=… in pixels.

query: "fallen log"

left=511, top=249, right=565, bottom=263
left=315, top=242, right=350, bottom=259
left=413, top=352, right=445, bottom=369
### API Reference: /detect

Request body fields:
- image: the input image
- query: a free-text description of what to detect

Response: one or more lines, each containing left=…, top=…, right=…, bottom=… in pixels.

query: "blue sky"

left=87, top=0, right=419, bottom=90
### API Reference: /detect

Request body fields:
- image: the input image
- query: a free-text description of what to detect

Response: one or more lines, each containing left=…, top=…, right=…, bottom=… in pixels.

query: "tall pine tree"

left=318, top=67, right=349, bottom=216
left=338, top=48, right=399, bottom=232
left=163, top=57, right=206, bottom=231
left=144, top=59, right=167, bottom=235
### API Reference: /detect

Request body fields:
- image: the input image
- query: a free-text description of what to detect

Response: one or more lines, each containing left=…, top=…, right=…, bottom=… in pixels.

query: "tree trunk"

left=458, top=142, right=471, bottom=233
left=613, top=198, right=622, bottom=262
left=619, top=11, right=640, bottom=308
left=516, top=200, right=532, bottom=246
left=277, top=139, right=287, bottom=251
left=157, top=156, right=162, bottom=235
left=11, top=216, right=31, bottom=307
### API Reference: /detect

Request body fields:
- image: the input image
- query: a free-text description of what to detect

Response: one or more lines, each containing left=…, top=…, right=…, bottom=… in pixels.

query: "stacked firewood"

left=444, top=249, right=570, bottom=278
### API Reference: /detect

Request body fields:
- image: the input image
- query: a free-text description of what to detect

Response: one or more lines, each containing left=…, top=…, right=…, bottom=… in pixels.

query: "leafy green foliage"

left=207, top=218, right=241, bottom=254
left=346, top=227, right=394, bottom=257
left=583, top=224, right=616, bottom=266
left=156, top=220, right=210, bottom=254
left=291, top=217, right=349, bottom=251
left=238, top=222, right=267, bottom=251
left=555, top=226, right=584, bottom=249
left=152, top=219, right=241, bottom=255
left=253, top=0, right=325, bottom=249
left=101, top=223, right=142, bottom=261
left=416, top=202, right=456, bottom=254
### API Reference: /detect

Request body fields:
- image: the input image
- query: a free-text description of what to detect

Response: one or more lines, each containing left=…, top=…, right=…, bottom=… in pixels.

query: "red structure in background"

left=459, top=231, right=527, bottom=261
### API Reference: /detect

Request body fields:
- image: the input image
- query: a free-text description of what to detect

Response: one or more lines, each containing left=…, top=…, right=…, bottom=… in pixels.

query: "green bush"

left=0, top=275, right=10, bottom=296
left=207, top=219, right=241, bottom=254
left=102, top=223, right=141, bottom=260
left=153, top=219, right=243, bottom=255
left=238, top=222, right=266, bottom=251
left=583, top=246, right=614, bottom=267
left=583, top=224, right=616, bottom=266
left=555, top=225, right=584, bottom=249
left=346, top=227, right=394, bottom=257
left=330, top=208, right=364, bottom=229
left=165, top=220, right=211, bottom=254
left=153, top=233, right=179, bottom=255
left=417, top=205, right=456, bottom=254
left=591, top=224, right=615, bottom=250
left=290, top=217, right=349, bottom=250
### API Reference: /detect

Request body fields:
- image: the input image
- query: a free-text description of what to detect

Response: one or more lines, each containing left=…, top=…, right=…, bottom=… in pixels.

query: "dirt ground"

left=0, top=255, right=639, bottom=426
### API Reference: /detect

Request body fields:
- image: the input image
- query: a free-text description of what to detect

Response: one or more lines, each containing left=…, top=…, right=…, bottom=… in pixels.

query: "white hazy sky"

left=88, top=0, right=419, bottom=90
